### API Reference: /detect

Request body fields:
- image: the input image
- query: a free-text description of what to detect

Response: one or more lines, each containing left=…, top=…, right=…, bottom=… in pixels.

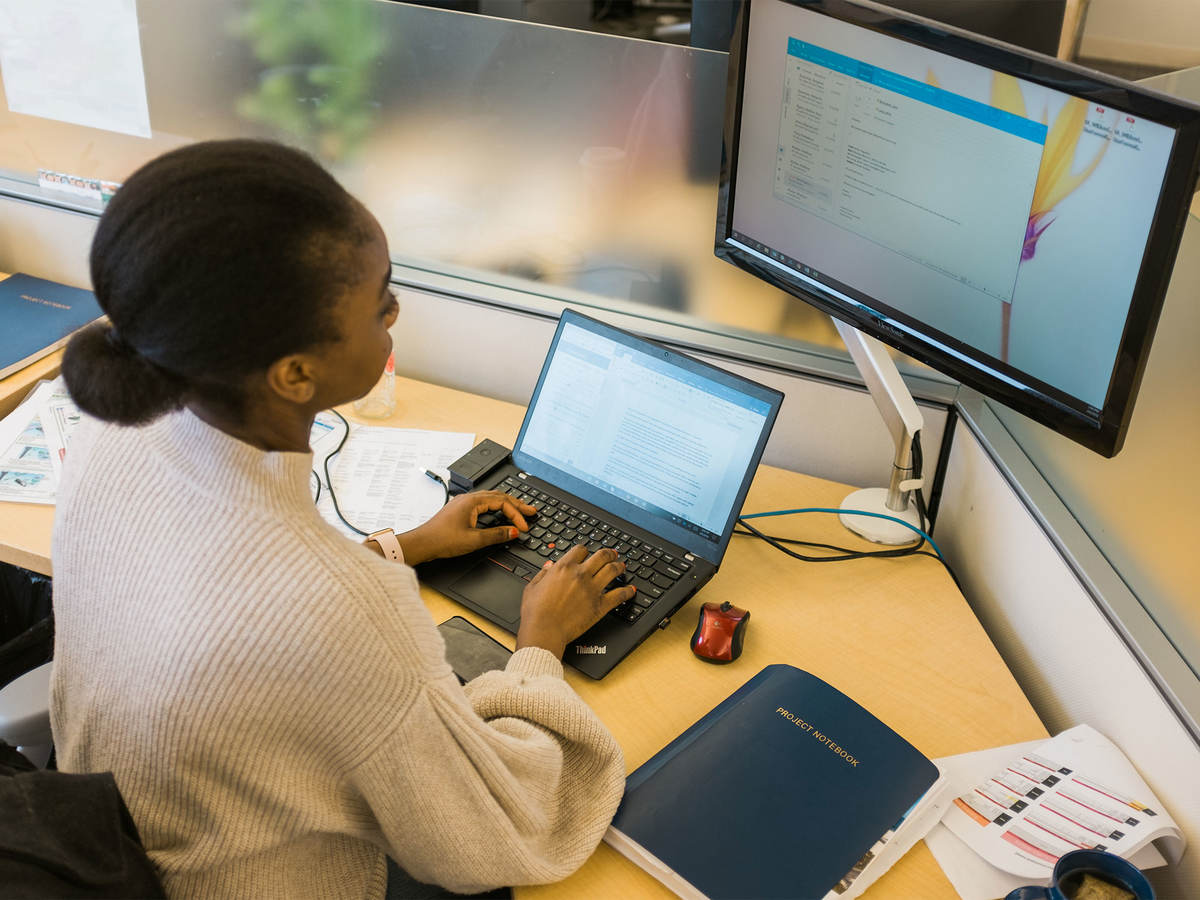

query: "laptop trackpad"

left=450, top=557, right=525, bottom=626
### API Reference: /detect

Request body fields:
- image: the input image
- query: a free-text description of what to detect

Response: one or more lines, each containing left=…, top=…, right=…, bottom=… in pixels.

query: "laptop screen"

left=513, top=310, right=783, bottom=561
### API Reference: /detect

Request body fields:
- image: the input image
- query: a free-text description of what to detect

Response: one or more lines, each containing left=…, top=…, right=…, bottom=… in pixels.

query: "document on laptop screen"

left=518, top=322, right=772, bottom=539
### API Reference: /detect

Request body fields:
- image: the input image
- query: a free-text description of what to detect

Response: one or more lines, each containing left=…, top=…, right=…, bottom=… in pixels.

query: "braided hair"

left=63, top=139, right=372, bottom=425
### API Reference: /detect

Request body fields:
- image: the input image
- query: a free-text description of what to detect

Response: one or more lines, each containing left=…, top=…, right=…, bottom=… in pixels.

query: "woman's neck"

left=186, top=399, right=315, bottom=453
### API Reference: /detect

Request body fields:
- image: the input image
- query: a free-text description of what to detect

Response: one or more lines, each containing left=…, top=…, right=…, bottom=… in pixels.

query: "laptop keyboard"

left=477, top=475, right=691, bottom=625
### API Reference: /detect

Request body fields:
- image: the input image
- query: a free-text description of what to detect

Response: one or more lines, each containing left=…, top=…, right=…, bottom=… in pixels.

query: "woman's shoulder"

left=272, top=514, right=417, bottom=593
left=54, top=413, right=139, bottom=519
left=257, top=517, right=449, bottom=672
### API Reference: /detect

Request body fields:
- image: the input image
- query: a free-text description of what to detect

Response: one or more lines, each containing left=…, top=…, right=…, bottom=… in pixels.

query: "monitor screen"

left=716, top=0, right=1200, bottom=456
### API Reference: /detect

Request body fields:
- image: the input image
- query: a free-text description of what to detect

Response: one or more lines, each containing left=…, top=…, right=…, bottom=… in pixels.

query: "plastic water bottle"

left=353, top=351, right=396, bottom=419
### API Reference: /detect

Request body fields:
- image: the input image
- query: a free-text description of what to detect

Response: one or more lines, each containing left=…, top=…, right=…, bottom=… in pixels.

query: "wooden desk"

left=0, top=374, right=1048, bottom=897
left=359, top=379, right=1049, bottom=898
left=0, top=349, right=63, bottom=422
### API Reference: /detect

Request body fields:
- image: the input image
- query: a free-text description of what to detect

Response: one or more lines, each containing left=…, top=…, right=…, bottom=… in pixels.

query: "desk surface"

left=0, top=373, right=1047, bottom=898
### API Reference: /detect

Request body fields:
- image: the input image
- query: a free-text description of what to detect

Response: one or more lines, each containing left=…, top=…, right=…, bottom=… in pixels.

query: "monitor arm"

left=833, top=319, right=925, bottom=545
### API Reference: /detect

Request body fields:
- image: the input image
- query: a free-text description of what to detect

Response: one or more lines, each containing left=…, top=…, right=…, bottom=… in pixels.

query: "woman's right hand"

left=516, top=546, right=636, bottom=659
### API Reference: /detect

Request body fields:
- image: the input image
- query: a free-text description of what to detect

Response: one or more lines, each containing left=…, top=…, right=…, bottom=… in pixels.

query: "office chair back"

left=0, top=660, right=53, bottom=767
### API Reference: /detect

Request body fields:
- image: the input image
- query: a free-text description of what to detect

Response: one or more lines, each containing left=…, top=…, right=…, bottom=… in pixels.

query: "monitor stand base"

left=839, top=487, right=923, bottom=545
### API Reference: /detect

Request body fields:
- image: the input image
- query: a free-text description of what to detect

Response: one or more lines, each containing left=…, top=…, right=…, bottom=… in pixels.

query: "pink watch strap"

left=366, top=528, right=403, bottom=563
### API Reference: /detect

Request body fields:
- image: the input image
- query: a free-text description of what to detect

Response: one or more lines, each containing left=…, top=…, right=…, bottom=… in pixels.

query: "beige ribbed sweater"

left=49, top=408, right=625, bottom=898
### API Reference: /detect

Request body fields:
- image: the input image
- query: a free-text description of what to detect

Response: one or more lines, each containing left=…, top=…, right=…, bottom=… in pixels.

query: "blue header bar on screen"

left=786, top=38, right=1047, bottom=145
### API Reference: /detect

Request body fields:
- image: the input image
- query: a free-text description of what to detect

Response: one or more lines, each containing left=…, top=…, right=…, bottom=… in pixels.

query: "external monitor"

left=716, top=0, right=1200, bottom=457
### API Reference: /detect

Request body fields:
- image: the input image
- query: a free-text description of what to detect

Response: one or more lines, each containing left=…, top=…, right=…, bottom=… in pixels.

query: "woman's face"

left=312, top=217, right=399, bottom=410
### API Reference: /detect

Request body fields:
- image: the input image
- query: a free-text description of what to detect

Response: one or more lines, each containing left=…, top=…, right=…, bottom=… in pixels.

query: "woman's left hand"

left=394, top=491, right=537, bottom=566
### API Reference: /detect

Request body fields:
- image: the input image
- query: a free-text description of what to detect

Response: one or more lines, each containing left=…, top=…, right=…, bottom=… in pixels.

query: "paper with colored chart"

left=37, top=377, right=82, bottom=481
left=940, top=724, right=1183, bottom=881
left=0, top=379, right=60, bottom=504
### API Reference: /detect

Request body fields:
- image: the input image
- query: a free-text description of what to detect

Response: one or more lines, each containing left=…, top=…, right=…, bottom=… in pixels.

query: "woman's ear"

left=264, top=353, right=318, bottom=405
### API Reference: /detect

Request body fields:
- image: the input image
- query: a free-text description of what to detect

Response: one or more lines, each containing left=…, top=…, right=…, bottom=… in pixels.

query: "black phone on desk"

left=437, top=616, right=513, bottom=684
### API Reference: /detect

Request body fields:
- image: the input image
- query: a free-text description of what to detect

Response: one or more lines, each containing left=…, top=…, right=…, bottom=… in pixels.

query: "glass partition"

left=403, top=0, right=740, bottom=50
left=986, top=65, right=1200, bottom=681
left=0, top=0, right=939, bottom=384
left=1, top=2, right=1197, bottom=680
left=0, top=1, right=1186, bottom=372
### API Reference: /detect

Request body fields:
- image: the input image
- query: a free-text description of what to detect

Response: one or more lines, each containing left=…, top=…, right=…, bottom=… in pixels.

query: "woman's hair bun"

left=62, top=321, right=186, bottom=426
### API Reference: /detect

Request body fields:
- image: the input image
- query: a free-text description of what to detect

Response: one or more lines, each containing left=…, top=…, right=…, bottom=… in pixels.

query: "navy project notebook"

left=0, top=273, right=104, bottom=380
left=605, top=665, right=951, bottom=899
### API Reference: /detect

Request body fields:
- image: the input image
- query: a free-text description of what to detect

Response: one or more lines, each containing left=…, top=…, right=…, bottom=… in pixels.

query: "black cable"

left=732, top=429, right=962, bottom=589
left=732, top=442, right=929, bottom=561
left=735, top=515, right=922, bottom=562
left=423, top=468, right=451, bottom=507
left=912, top=431, right=929, bottom=537
left=908, top=433, right=961, bottom=588
left=310, top=469, right=322, bottom=505
left=315, top=410, right=452, bottom=537
left=731, top=527, right=865, bottom=556
left=322, top=409, right=368, bottom=536
left=732, top=523, right=943, bottom=563
left=735, top=516, right=961, bottom=586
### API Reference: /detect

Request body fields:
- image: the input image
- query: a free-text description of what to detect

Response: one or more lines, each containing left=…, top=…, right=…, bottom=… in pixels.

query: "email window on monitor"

left=774, top=39, right=1044, bottom=305
left=733, top=0, right=1177, bottom=413
left=518, top=322, right=771, bottom=541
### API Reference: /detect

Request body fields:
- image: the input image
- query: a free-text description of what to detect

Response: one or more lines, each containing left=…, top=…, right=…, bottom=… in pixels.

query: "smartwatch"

left=366, top=528, right=403, bottom=563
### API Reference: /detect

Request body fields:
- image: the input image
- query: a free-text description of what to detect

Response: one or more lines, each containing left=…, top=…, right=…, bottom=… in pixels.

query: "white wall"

left=1081, top=0, right=1200, bottom=68
left=938, top=418, right=1200, bottom=900
left=387, top=285, right=951, bottom=490
left=0, top=198, right=95, bottom=290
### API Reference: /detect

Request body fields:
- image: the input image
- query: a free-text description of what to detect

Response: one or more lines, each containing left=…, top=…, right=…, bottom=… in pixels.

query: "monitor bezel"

left=715, top=0, right=1200, bottom=456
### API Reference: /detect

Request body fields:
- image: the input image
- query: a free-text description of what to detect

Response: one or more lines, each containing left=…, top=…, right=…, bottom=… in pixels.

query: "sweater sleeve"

left=342, top=646, right=625, bottom=893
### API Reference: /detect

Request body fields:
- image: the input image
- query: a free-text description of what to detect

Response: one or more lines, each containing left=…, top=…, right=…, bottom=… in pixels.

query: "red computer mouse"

left=690, top=601, right=750, bottom=663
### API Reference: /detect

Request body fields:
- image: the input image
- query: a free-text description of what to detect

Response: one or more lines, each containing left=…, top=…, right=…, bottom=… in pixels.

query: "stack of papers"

left=0, top=375, right=81, bottom=504
left=0, top=388, right=474, bottom=545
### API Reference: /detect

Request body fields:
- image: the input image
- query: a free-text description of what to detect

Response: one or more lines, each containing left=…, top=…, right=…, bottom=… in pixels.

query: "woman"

left=51, top=139, right=634, bottom=898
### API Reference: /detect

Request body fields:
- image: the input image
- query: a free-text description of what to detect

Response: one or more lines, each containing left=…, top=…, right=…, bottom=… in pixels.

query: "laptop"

left=417, top=309, right=784, bottom=678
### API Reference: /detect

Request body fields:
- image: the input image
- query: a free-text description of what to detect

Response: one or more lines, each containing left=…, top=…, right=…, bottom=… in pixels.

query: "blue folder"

left=0, top=274, right=103, bottom=380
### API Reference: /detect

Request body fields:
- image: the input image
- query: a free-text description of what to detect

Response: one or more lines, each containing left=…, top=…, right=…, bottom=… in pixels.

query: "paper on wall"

left=0, top=0, right=152, bottom=138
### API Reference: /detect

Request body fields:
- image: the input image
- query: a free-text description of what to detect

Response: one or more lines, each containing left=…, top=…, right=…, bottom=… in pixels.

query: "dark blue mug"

left=1005, top=849, right=1154, bottom=900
